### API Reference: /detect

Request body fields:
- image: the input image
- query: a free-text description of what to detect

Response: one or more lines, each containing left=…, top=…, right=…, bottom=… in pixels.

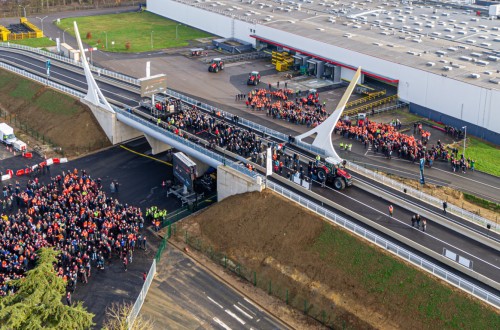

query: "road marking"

left=213, top=317, right=232, bottom=330
left=237, top=301, right=257, bottom=316
left=330, top=186, right=500, bottom=271
left=233, top=304, right=253, bottom=319
left=225, top=309, right=246, bottom=325
left=433, top=167, right=500, bottom=190
left=207, top=296, right=224, bottom=309
left=243, top=297, right=262, bottom=311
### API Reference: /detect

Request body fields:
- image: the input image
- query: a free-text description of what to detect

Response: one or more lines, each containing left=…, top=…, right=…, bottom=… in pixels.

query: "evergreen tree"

left=0, top=248, right=95, bottom=330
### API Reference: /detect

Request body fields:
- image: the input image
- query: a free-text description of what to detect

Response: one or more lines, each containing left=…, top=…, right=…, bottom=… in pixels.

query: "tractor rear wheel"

left=317, top=168, right=327, bottom=182
left=334, top=177, right=346, bottom=190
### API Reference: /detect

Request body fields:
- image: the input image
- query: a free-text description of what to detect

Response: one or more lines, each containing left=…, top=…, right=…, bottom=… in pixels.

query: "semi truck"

left=0, top=123, right=17, bottom=146
left=0, top=123, right=28, bottom=151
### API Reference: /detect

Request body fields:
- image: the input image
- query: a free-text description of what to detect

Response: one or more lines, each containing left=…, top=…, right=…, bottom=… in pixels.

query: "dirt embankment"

left=173, top=190, right=500, bottom=330
left=0, top=69, right=110, bottom=158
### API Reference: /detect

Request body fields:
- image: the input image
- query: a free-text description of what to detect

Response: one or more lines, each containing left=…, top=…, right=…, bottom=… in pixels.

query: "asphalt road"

left=1, top=50, right=498, bottom=288
left=142, top=244, right=286, bottom=330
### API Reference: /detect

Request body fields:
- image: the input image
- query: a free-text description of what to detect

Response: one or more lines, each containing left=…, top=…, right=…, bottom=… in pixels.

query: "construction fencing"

left=126, top=259, right=156, bottom=330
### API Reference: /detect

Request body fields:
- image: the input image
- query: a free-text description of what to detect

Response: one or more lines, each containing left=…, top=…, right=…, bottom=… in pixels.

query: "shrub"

left=125, top=41, right=131, bottom=50
left=86, top=32, right=92, bottom=40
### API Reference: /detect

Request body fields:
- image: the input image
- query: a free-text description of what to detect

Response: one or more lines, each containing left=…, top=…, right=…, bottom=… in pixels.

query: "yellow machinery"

left=272, top=51, right=293, bottom=72
left=0, top=18, right=43, bottom=42
left=0, top=26, right=10, bottom=41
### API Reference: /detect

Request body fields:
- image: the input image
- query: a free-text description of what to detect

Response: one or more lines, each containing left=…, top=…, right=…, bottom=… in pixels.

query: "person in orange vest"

left=388, top=205, right=394, bottom=217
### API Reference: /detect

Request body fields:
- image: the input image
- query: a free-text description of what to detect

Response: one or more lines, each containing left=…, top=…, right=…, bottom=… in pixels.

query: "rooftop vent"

left=460, top=56, right=472, bottom=61
left=436, top=50, right=448, bottom=56
left=426, top=62, right=435, bottom=66
left=443, top=66, right=453, bottom=71
left=476, top=60, right=489, bottom=66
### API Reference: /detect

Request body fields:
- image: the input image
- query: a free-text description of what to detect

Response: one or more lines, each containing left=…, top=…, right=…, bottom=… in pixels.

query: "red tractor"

left=301, top=88, right=319, bottom=105
left=208, top=58, right=224, bottom=72
left=247, top=71, right=261, bottom=85
left=316, top=157, right=353, bottom=190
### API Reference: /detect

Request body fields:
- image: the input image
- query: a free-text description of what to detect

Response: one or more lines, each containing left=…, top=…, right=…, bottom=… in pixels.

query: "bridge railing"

left=347, top=161, right=499, bottom=232
left=4, top=58, right=498, bottom=308
left=114, top=107, right=259, bottom=179
left=165, top=89, right=326, bottom=156
left=0, top=61, right=86, bottom=99
left=266, top=180, right=500, bottom=309
left=0, top=42, right=140, bottom=86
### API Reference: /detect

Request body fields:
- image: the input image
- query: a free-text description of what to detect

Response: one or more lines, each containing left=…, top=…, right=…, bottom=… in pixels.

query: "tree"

left=0, top=248, right=95, bottom=330
left=102, top=301, right=155, bottom=330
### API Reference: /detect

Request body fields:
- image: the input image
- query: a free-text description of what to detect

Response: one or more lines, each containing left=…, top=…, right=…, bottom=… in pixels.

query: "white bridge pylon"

left=73, top=21, right=114, bottom=113
left=295, top=67, right=362, bottom=163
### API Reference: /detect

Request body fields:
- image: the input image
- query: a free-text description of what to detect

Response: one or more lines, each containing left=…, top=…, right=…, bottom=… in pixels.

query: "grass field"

left=7, top=37, right=56, bottom=48
left=311, top=224, right=500, bottom=329
left=454, top=137, right=500, bottom=177
left=58, top=12, right=213, bottom=53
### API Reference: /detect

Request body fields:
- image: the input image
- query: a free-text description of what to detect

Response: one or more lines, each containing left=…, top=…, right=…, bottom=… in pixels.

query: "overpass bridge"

left=1, top=32, right=499, bottom=309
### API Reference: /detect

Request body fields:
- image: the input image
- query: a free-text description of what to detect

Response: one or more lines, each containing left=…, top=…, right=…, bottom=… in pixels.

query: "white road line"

left=331, top=187, right=500, bottom=271
left=233, top=304, right=254, bottom=319
left=207, top=296, right=224, bottom=309
left=213, top=317, right=232, bottom=330
left=243, top=297, right=262, bottom=311
left=237, top=301, right=257, bottom=316
left=225, top=309, right=246, bottom=325
left=433, top=167, right=500, bottom=190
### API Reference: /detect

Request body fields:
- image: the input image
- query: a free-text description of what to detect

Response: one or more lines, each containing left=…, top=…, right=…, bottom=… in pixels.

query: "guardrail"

left=4, top=57, right=498, bottom=308
left=114, top=107, right=258, bottom=179
left=266, top=180, right=500, bottom=308
left=126, top=259, right=156, bottom=330
left=4, top=49, right=487, bottom=234
left=347, top=161, right=499, bottom=232
left=165, top=90, right=326, bottom=156
left=0, top=42, right=140, bottom=85
left=0, top=61, right=86, bottom=99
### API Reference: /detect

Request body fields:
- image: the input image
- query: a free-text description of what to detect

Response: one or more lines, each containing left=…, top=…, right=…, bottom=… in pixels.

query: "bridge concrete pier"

left=82, top=100, right=143, bottom=144
left=217, top=165, right=264, bottom=201
left=144, top=134, right=172, bottom=155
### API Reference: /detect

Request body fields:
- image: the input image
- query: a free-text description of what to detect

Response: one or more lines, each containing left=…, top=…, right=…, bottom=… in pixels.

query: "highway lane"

left=2, top=49, right=499, bottom=290
left=147, top=245, right=285, bottom=329
left=0, top=50, right=140, bottom=107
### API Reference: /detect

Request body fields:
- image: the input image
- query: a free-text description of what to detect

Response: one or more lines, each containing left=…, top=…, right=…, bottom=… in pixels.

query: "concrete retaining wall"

left=217, top=165, right=263, bottom=201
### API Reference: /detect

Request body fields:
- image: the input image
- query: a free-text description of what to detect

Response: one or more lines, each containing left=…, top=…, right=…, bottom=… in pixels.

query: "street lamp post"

left=176, top=24, right=182, bottom=39
left=150, top=31, right=154, bottom=49
left=462, top=126, right=467, bottom=158
left=62, top=27, right=70, bottom=44
left=35, top=16, right=48, bottom=36
left=18, top=5, right=29, bottom=18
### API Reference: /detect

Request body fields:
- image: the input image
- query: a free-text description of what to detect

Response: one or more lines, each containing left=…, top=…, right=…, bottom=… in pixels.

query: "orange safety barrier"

left=23, top=152, right=33, bottom=158
left=16, top=169, right=25, bottom=176
left=53, top=158, right=60, bottom=164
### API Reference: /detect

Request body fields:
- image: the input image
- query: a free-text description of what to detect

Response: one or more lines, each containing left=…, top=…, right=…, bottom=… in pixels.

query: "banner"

left=266, top=147, right=272, bottom=176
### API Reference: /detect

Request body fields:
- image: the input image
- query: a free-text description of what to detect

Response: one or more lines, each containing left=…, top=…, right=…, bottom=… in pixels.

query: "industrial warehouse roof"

left=173, top=0, right=500, bottom=89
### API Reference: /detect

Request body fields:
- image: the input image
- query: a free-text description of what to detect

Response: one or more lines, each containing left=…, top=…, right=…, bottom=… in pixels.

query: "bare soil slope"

left=0, top=69, right=110, bottom=157
left=174, top=190, right=499, bottom=330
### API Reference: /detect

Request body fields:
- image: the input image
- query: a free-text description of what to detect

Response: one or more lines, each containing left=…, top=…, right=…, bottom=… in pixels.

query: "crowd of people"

left=238, top=88, right=329, bottom=127
left=155, top=105, right=265, bottom=159
left=335, top=118, right=476, bottom=172
left=0, top=170, right=145, bottom=296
